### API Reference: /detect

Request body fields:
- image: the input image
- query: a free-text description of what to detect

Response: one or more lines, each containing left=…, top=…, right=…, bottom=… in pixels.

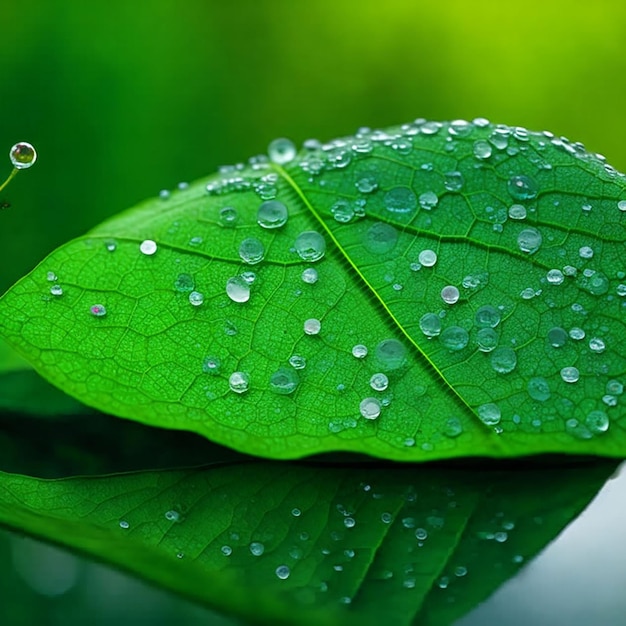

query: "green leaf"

left=0, top=460, right=615, bottom=626
left=0, top=119, right=624, bottom=460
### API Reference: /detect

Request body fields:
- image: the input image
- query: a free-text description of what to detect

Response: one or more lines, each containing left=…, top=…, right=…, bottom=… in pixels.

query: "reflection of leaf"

left=1, top=119, right=625, bottom=460
left=0, top=460, right=615, bottom=626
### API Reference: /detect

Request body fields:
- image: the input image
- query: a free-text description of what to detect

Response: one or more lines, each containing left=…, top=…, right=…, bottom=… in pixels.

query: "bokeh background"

left=1, top=1, right=626, bottom=624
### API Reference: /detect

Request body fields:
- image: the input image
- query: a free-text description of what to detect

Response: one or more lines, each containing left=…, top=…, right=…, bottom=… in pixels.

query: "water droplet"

left=226, top=276, right=251, bottom=303
left=46, top=271, right=58, bottom=282
left=607, top=380, right=624, bottom=395
left=174, top=273, right=194, bottom=292
left=578, top=271, right=609, bottom=296
left=165, top=510, right=181, bottom=522
left=443, top=417, right=463, bottom=438
left=119, top=520, right=129, bottom=529
left=475, top=305, right=501, bottom=328
left=418, top=249, right=437, bottom=267
left=359, top=397, right=381, bottom=419
left=352, top=344, right=368, bottom=358
left=375, top=339, right=406, bottom=370
left=257, top=200, right=288, bottom=229
left=304, top=318, right=321, bottom=335
left=189, top=236, right=203, bottom=247
left=364, top=222, right=398, bottom=254
left=330, top=199, right=354, bottom=223
left=268, top=138, right=296, bottom=164
left=546, top=269, right=564, bottom=285
left=370, top=372, right=389, bottom=392
left=344, top=517, right=356, bottom=528
left=291, top=508, right=301, bottom=517
left=221, top=545, right=232, bottom=556
left=585, top=410, right=609, bottom=434
left=454, top=566, right=468, bottom=577
left=478, top=403, right=501, bottom=426
left=9, top=142, right=37, bottom=169
left=419, top=313, right=442, bottom=337
left=249, top=541, right=265, bottom=556
left=188, top=291, right=204, bottom=306
left=90, top=304, right=106, bottom=317
left=219, top=206, right=238, bottom=227
left=508, top=175, right=538, bottom=200
left=517, top=228, right=542, bottom=254
left=441, top=285, right=460, bottom=305
left=270, top=367, right=299, bottom=394
left=294, top=231, right=326, bottom=262
left=202, top=356, right=221, bottom=375
left=159, top=189, right=170, bottom=200
left=528, top=377, right=551, bottom=401
left=560, top=366, right=580, bottom=383
left=618, top=200, right=626, bottom=212
left=234, top=238, right=265, bottom=267
left=275, top=565, right=290, bottom=580
left=301, top=268, right=318, bottom=284
left=104, top=239, right=117, bottom=252
left=444, top=171, right=464, bottom=192
left=383, top=186, right=418, bottom=218
left=508, top=204, right=527, bottom=220
left=579, top=245, right=594, bottom=259
left=289, top=355, right=306, bottom=370
left=419, top=191, right=439, bottom=210
left=50, top=284, right=63, bottom=296
left=569, top=327, right=585, bottom=340
left=140, top=240, right=157, bottom=256
left=355, top=176, right=378, bottom=193
left=229, top=371, right=250, bottom=393
left=589, top=337, right=606, bottom=353
left=565, top=418, right=592, bottom=440
left=548, top=327, right=567, bottom=348
left=440, top=326, right=469, bottom=351
left=476, top=328, right=498, bottom=352
left=490, top=347, right=517, bottom=373
left=473, top=140, right=492, bottom=159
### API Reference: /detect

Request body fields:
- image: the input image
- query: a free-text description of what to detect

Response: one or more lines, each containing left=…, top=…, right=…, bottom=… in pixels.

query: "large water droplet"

left=441, top=285, right=460, bottom=305
left=476, top=328, right=498, bottom=352
left=490, top=347, right=517, bottom=373
left=270, top=367, right=299, bottom=394
left=268, top=138, right=296, bottom=164
left=140, top=240, right=157, bottom=256
left=229, top=371, right=250, bottom=393
left=239, top=237, right=265, bottom=264
left=475, top=305, right=501, bottom=328
left=359, top=397, right=381, bottom=419
left=304, top=318, right=321, bottom=335
left=419, top=191, right=439, bottom=210
left=527, top=377, right=550, bottom=401
left=419, top=313, right=442, bottom=337
left=418, top=249, right=437, bottom=267
left=375, top=339, right=406, bottom=370
left=188, top=291, right=204, bottom=306
left=585, top=410, right=609, bottom=434
left=508, top=175, right=538, bottom=200
left=517, top=228, right=542, bottom=254
left=443, top=417, right=463, bottom=438
left=226, top=276, right=251, bottom=303
left=10, top=142, right=37, bottom=169
left=560, top=366, right=580, bottom=383
left=370, top=372, right=389, bottom=392
left=384, top=187, right=417, bottom=219
left=477, top=403, right=501, bottom=426
left=275, top=565, right=291, bottom=580
left=257, top=200, right=288, bottom=229
left=294, top=231, right=326, bottom=262
left=440, top=326, right=469, bottom=351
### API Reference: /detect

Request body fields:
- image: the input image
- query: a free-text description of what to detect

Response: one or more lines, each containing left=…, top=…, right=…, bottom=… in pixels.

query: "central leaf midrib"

left=273, top=164, right=502, bottom=440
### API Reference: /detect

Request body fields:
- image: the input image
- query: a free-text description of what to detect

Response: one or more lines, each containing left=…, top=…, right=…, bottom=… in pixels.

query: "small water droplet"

left=589, top=337, right=606, bottom=353
left=202, top=356, right=221, bottom=375
left=304, top=318, right=321, bottom=335
left=291, top=508, right=301, bottom=517
left=188, top=291, right=204, bottom=306
left=352, top=344, right=368, bottom=358
left=454, top=566, right=468, bottom=577
left=508, top=204, right=527, bottom=220
left=443, top=417, right=463, bottom=438
left=476, top=328, right=498, bottom=352
left=294, top=231, right=326, bottom=262
left=229, top=371, right=250, bottom=393
left=618, top=200, right=626, bottom=212
left=219, top=206, right=238, bottom=227
left=239, top=237, right=265, bottom=265
left=585, top=410, right=609, bottom=434
left=419, top=191, right=439, bottom=210
left=359, top=397, right=381, bottom=419
left=140, top=239, right=157, bottom=256
left=440, top=326, right=469, bottom=351
left=330, top=199, right=354, bottom=223
left=546, top=269, right=564, bottom=285
left=473, top=140, right=492, bottom=159
left=370, top=372, right=389, bottom=392
left=300, top=267, right=319, bottom=285
left=275, top=565, right=290, bottom=580
left=226, top=276, right=251, bottom=303
left=384, top=187, right=417, bottom=218
left=548, top=327, right=568, bottom=348
left=46, top=271, right=58, bottom=282
left=444, top=171, right=464, bottom=192
left=419, top=313, right=442, bottom=337
left=441, top=285, right=460, bottom=305
left=249, top=541, right=265, bottom=556
left=517, top=228, right=542, bottom=254
left=508, top=175, right=538, bottom=200
left=165, top=510, right=181, bottom=522
left=477, top=403, right=501, bottom=426
left=606, top=380, right=624, bottom=395
left=288, top=355, right=306, bottom=370
left=475, top=305, right=501, bottom=328
left=560, top=366, right=580, bottom=383
left=490, top=347, right=517, bottom=373
left=375, top=339, right=406, bottom=370
left=221, top=545, right=232, bottom=556
left=355, top=176, right=378, bottom=193
left=528, top=377, right=551, bottom=401
left=418, top=249, right=437, bottom=267
left=268, top=138, right=296, bottom=164
left=104, top=239, right=117, bottom=252
left=270, top=367, right=299, bottom=394
left=569, top=327, right=585, bottom=340
left=90, top=304, right=106, bottom=317
left=50, top=284, right=63, bottom=296
left=579, top=245, right=594, bottom=259
left=257, top=200, right=288, bottom=229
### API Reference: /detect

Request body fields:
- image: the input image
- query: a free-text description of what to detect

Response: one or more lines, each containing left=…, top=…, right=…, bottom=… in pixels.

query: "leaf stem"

left=0, top=167, right=18, bottom=195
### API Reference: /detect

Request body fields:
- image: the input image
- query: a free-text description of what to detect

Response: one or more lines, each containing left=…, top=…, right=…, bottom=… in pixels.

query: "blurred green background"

left=1, top=1, right=626, bottom=624
left=2, top=0, right=626, bottom=295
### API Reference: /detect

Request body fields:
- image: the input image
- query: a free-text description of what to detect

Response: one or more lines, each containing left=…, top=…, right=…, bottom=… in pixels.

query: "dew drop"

left=454, top=566, right=468, bottom=577
left=419, top=191, right=439, bottom=210
left=90, top=304, right=106, bottom=317
left=441, top=285, right=460, bottom=305
left=344, top=517, right=356, bottom=528
left=355, top=176, right=378, bottom=193
left=444, top=171, right=464, bottom=192
left=294, top=231, right=326, bottom=262
left=275, top=565, right=290, bottom=580
left=119, top=520, right=129, bottom=529
left=490, top=347, right=517, bottom=374
left=301, top=267, right=318, bottom=284
left=579, top=246, right=594, bottom=259
left=546, top=269, right=564, bottom=285
left=229, top=371, right=250, bottom=393
left=226, top=276, right=251, bottom=303
left=418, top=249, right=437, bottom=267
left=364, top=222, right=398, bottom=254
left=618, top=200, right=626, bottom=212
left=607, top=380, right=624, bottom=395
left=527, top=377, right=551, bottom=401
left=268, top=138, right=296, bottom=164
left=477, top=403, right=501, bottom=426
left=304, top=318, right=321, bottom=335
left=508, top=175, right=538, bottom=200
left=270, top=367, right=299, bottom=394
left=548, top=327, right=567, bottom=348
left=188, top=291, right=204, bottom=306
left=50, top=284, right=63, bottom=296
left=221, top=545, right=232, bottom=556
left=473, top=140, right=492, bottom=159
left=249, top=542, right=265, bottom=556
left=476, top=328, right=498, bottom=352
left=569, top=327, right=585, bottom=340
left=375, top=339, right=407, bottom=370
left=9, top=142, right=37, bottom=169
left=440, top=326, right=469, bottom=351
left=140, top=239, right=157, bottom=256
left=46, top=271, right=58, bottom=282
left=384, top=187, right=417, bottom=218
left=560, top=366, right=580, bottom=383
left=419, top=313, right=442, bottom=337
left=370, top=372, right=389, bottom=392
left=104, top=239, right=117, bottom=252
left=589, top=337, right=606, bottom=353
left=202, top=356, right=221, bottom=375
left=475, top=305, right=501, bottom=328
left=165, top=510, right=181, bottom=522
left=352, top=344, right=368, bottom=358
left=174, top=273, right=194, bottom=292
left=585, top=410, right=609, bottom=434
left=257, top=200, right=288, bottom=229
left=219, top=206, right=238, bottom=227
left=508, top=204, right=527, bottom=220
left=443, top=417, right=463, bottom=438
left=330, top=199, right=354, bottom=223
left=359, top=397, right=381, bottom=419
left=517, top=228, right=542, bottom=254
left=239, top=237, right=265, bottom=265
left=289, top=355, right=306, bottom=370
